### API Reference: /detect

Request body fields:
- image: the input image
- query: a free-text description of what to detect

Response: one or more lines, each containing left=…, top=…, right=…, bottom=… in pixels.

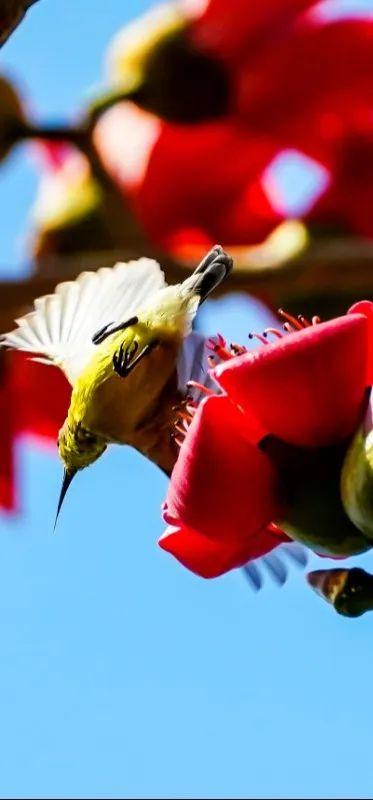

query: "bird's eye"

left=75, top=423, right=96, bottom=445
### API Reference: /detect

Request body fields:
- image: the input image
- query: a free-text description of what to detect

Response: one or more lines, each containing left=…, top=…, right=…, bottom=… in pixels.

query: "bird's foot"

left=113, top=339, right=159, bottom=378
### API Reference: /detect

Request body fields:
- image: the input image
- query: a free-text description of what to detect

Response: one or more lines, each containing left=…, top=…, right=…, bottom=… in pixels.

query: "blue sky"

left=1, top=2, right=373, bottom=798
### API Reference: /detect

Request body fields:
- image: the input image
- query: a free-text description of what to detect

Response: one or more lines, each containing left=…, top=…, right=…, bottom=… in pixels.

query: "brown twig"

left=0, top=0, right=39, bottom=46
left=0, top=236, right=372, bottom=332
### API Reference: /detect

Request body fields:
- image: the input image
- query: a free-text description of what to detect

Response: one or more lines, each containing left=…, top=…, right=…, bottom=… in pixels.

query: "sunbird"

left=0, top=245, right=232, bottom=524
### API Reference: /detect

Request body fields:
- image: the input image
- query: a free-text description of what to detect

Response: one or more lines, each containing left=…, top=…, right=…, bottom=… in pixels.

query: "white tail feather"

left=1, top=258, right=166, bottom=384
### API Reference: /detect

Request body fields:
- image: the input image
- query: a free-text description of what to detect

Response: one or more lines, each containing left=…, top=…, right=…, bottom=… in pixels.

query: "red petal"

left=0, top=354, right=71, bottom=514
left=213, top=314, right=369, bottom=447
left=190, top=0, right=316, bottom=64
left=0, top=357, right=16, bottom=511
left=12, top=354, right=70, bottom=439
left=95, top=110, right=281, bottom=249
left=308, top=131, right=373, bottom=237
left=236, top=19, right=373, bottom=161
left=159, top=523, right=287, bottom=578
left=165, top=395, right=280, bottom=543
left=349, top=301, right=373, bottom=385
left=31, top=140, right=73, bottom=170
left=137, top=121, right=281, bottom=248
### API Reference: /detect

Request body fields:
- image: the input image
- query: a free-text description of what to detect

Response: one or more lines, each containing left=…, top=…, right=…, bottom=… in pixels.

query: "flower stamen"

left=298, top=314, right=311, bottom=327
left=206, top=335, right=232, bottom=361
left=187, top=380, right=215, bottom=396
left=249, top=332, right=268, bottom=345
left=278, top=309, right=303, bottom=330
left=176, top=406, right=193, bottom=424
left=264, top=327, right=283, bottom=340
left=230, top=342, right=248, bottom=355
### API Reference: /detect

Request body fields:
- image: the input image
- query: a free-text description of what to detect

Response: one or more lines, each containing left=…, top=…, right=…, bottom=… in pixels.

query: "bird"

left=0, top=245, right=232, bottom=525
left=0, top=244, right=306, bottom=587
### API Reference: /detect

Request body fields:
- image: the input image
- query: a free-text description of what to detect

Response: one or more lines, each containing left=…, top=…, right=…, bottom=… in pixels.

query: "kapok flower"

left=159, top=302, right=373, bottom=578
left=29, top=143, right=117, bottom=262
left=307, top=130, right=373, bottom=240
left=107, top=2, right=373, bottom=162
left=95, top=3, right=373, bottom=254
left=94, top=105, right=282, bottom=253
left=0, top=352, right=70, bottom=511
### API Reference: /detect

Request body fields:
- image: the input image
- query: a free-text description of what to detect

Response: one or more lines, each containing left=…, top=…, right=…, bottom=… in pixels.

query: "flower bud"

left=307, top=567, right=373, bottom=617
left=103, top=3, right=229, bottom=123
left=341, top=389, right=373, bottom=540
left=30, top=148, right=112, bottom=262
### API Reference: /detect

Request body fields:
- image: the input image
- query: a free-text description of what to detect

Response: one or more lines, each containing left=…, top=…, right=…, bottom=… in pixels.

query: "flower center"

left=172, top=309, right=322, bottom=446
left=172, top=397, right=197, bottom=448
left=249, top=309, right=321, bottom=344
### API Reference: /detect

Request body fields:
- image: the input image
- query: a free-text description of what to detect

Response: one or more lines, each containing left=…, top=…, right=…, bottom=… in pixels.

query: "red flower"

left=94, top=105, right=282, bottom=252
left=161, top=392, right=290, bottom=577
left=0, top=353, right=70, bottom=511
left=95, top=2, right=373, bottom=252
left=307, top=130, right=373, bottom=239
left=189, top=5, right=373, bottom=161
left=159, top=302, right=373, bottom=578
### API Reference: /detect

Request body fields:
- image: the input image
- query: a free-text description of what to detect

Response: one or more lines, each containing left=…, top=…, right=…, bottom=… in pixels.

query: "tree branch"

left=0, top=236, right=372, bottom=332
left=0, top=0, right=39, bottom=46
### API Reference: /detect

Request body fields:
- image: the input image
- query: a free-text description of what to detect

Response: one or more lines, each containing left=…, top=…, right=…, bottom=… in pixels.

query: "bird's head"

left=55, top=420, right=107, bottom=528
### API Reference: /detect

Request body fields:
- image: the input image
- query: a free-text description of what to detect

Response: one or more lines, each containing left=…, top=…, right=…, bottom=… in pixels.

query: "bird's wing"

left=0, top=258, right=167, bottom=384
left=242, top=542, right=308, bottom=591
left=177, top=330, right=218, bottom=398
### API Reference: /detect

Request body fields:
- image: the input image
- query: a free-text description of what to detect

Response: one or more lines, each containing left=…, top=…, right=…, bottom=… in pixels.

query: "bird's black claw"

left=113, top=339, right=159, bottom=378
left=113, top=340, right=139, bottom=377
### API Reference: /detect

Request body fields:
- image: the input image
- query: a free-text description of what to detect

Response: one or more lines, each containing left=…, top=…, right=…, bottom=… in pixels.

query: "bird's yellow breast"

left=67, top=323, right=181, bottom=448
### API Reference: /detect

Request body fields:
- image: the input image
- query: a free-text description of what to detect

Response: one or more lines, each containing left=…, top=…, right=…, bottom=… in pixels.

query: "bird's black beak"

left=54, top=468, right=77, bottom=530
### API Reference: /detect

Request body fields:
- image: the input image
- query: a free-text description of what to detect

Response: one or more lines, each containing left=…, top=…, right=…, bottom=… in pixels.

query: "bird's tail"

left=139, top=245, right=233, bottom=339
left=183, top=245, right=233, bottom=304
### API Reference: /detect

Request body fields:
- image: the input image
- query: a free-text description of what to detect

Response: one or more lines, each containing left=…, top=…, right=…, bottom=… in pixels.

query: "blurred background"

left=0, top=0, right=373, bottom=797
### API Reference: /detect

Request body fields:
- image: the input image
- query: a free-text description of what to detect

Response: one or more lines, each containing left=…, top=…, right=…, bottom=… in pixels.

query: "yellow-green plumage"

left=60, top=296, right=198, bottom=474
left=1, top=249, right=229, bottom=483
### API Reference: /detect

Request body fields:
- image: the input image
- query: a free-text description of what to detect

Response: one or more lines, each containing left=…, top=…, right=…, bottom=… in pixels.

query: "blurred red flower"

left=191, top=5, right=373, bottom=160
left=160, top=302, right=373, bottom=577
left=0, top=353, right=70, bottom=511
left=94, top=1, right=373, bottom=252
left=95, top=104, right=284, bottom=252
left=306, top=129, right=373, bottom=239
